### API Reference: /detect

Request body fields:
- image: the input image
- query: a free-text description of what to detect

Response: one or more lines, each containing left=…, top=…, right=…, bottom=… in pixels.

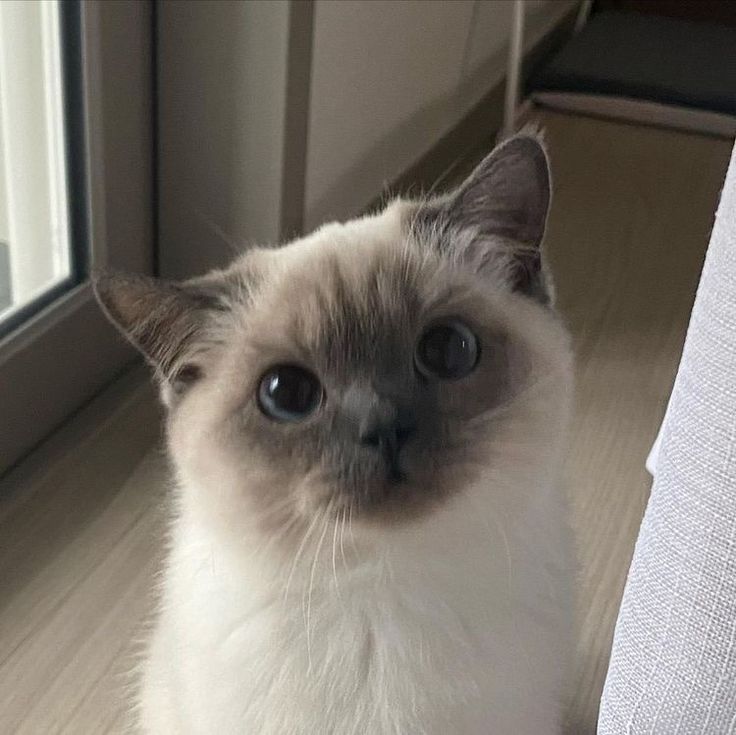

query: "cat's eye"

left=415, top=320, right=479, bottom=380
left=257, top=365, right=323, bottom=422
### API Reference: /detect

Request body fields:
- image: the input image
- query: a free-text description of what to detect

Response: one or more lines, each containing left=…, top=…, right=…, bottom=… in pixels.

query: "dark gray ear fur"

left=93, top=270, right=233, bottom=389
left=413, top=133, right=553, bottom=303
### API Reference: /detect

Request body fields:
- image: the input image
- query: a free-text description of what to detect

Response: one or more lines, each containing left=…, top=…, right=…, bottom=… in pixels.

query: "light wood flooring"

left=0, top=111, right=732, bottom=733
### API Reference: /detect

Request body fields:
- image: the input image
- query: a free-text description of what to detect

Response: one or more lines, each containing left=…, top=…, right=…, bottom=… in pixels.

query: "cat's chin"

left=306, top=472, right=455, bottom=528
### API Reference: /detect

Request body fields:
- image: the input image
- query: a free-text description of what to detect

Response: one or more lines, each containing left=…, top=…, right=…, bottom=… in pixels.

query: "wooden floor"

left=0, top=112, right=731, bottom=734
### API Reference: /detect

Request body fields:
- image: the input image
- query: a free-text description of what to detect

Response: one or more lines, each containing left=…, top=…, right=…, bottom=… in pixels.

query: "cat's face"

left=96, top=135, right=571, bottom=537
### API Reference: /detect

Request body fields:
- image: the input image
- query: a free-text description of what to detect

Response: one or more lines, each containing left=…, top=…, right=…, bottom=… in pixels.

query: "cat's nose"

left=358, top=404, right=417, bottom=452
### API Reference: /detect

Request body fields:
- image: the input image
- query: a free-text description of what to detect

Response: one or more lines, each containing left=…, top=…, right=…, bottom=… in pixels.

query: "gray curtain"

left=599, top=143, right=736, bottom=732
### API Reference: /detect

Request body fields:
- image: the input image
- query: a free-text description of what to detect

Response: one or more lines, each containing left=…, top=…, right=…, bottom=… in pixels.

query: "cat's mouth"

left=385, top=462, right=406, bottom=484
left=333, top=448, right=439, bottom=519
left=315, top=431, right=452, bottom=520
left=376, top=431, right=408, bottom=484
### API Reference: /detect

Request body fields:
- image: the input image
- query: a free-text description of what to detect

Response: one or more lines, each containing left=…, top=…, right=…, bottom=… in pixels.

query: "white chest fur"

left=139, top=477, right=573, bottom=735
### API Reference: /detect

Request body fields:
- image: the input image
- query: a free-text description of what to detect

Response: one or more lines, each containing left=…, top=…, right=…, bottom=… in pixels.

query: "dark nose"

left=358, top=403, right=417, bottom=452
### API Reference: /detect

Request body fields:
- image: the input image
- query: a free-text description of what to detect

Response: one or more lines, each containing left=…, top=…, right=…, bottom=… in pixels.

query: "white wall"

left=157, top=0, right=574, bottom=278
left=305, top=0, right=574, bottom=229
left=157, top=0, right=290, bottom=280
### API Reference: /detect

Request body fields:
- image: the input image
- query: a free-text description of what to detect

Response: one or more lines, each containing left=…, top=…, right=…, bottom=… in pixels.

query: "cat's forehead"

left=254, top=240, right=424, bottom=368
left=224, top=200, right=520, bottom=381
left=233, top=206, right=470, bottom=369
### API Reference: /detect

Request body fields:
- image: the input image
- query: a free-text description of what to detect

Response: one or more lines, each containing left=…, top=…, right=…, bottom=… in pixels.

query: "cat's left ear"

left=415, top=134, right=552, bottom=303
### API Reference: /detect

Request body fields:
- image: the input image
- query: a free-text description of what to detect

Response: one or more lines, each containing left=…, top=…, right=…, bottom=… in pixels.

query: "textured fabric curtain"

left=599, top=143, right=736, bottom=732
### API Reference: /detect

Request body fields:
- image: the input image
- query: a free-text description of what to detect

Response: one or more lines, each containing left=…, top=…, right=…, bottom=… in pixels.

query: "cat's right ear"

left=94, top=270, right=231, bottom=392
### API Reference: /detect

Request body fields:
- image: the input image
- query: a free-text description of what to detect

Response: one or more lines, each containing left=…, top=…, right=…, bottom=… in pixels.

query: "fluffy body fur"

left=96, top=136, right=575, bottom=734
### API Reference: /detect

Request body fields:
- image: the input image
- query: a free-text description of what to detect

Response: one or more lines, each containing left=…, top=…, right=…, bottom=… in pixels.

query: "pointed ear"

left=93, top=270, right=231, bottom=391
left=416, top=134, right=553, bottom=302
left=450, top=134, right=550, bottom=247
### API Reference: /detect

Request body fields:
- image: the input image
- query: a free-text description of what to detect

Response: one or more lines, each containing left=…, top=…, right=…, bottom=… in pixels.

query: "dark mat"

left=530, top=11, right=736, bottom=116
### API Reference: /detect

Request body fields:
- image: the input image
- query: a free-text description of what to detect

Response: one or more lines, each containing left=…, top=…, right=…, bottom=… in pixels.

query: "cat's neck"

left=170, top=472, right=558, bottom=609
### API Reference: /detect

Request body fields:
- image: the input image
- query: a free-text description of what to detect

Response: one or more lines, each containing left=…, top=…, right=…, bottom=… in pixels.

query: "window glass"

left=0, top=0, right=73, bottom=327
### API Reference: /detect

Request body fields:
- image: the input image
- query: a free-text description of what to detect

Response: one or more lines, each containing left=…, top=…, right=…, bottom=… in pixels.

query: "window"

left=0, top=0, right=153, bottom=475
left=0, top=0, right=80, bottom=335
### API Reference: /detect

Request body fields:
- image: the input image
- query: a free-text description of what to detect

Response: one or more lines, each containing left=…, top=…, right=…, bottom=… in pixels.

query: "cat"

left=95, top=133, right=574, bottom=734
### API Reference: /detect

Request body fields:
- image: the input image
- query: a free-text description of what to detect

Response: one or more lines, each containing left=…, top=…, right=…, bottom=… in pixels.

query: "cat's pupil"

left=258, top=365, right=322, bottom=421
left=416, top=321, right=479, bottom=380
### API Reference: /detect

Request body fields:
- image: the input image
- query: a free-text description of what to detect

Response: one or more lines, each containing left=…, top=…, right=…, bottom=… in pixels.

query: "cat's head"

left=95, top=135, right=571, bottom=540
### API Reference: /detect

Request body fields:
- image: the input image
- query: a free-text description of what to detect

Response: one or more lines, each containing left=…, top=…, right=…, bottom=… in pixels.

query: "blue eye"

left=257, top=365, right=323, bottom=421
left=415, top=320, right=479, bottom=380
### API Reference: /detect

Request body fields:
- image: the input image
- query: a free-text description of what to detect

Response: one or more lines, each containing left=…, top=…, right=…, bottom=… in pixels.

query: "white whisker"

left=331, top=505, right=342, bottom=602
left=253, top=513, right=301, bottom=559
left=348, top=502, right=358, bottom=554
left=339, top=506, right=348, bottom=573
left=194, top=208, right=244, bottom=256
left=283, top=512, right=321, bottom=605
left=305, top=507, right=330, bottom=675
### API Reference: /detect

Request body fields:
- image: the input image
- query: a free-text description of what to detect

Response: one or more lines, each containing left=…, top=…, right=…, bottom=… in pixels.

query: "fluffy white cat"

left=96, top=134, right=574, bottom=734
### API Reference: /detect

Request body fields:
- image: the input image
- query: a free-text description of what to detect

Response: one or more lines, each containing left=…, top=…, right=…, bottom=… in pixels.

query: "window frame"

left=0, top=0, right=89, bottom=338
left=0, top=0, right=154, bottom=475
